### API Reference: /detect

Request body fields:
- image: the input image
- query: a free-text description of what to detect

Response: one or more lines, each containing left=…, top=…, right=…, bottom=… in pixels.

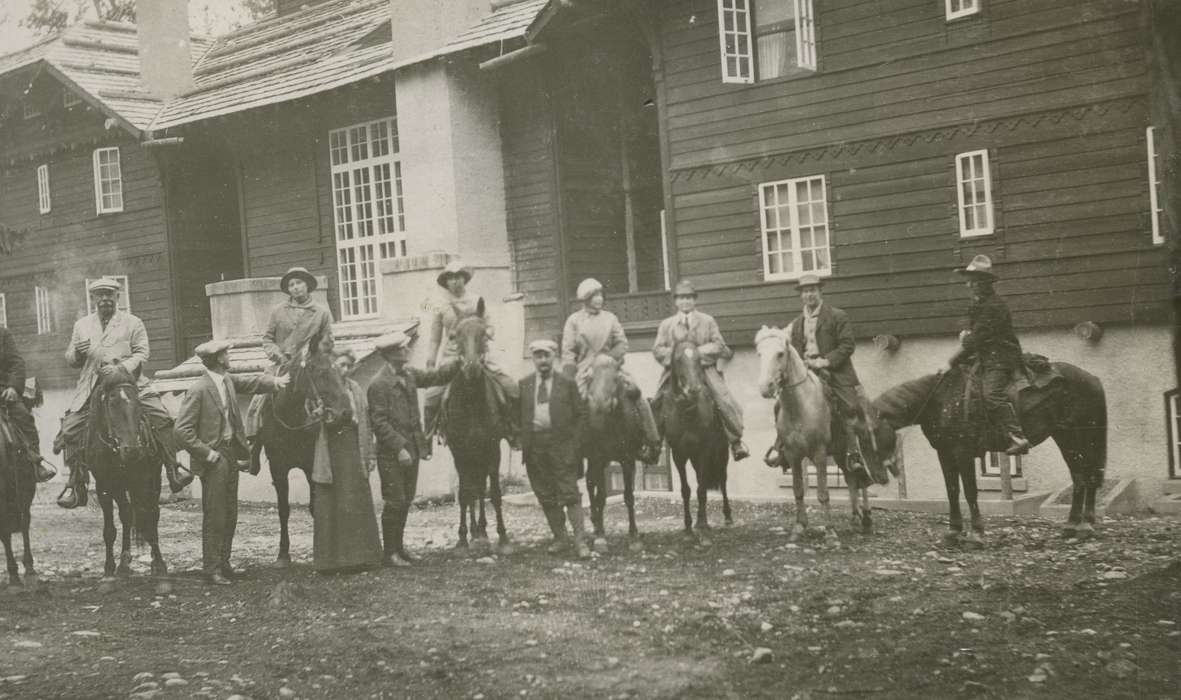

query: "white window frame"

left=84, top=276, right=130, bottom=315
left=93, top=147, right=124, bottom=214
left=1147, top=126, right=1164, bottom=246
left=1168, top=390, right=1181, bottom=479
left=36, top=164, right=51, bottom=214
left=328, top=116, right=406, bottom=320
left=34, top=286, right=52, bottom=335
left=0, top=293, right=8, bottom=328
left=717, top=0, right=815, bottom=83
left=955, top=149, right=994, bottom=237
left=22, top=100, right=40, bottom=120
left=977, top=451, right=1022, bottom=478
left=62, top=88, right=82, bottom=109
left=758, top=174, right=833, bottom=282
left=945, top=0, right=980, bottom=20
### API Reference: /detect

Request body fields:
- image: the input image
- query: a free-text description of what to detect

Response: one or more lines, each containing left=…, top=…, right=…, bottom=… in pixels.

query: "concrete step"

left=1039, top=478, right=1134, bottom=519
left=1161, top=479, right=1181, bottom=496
left=1149, top=493, right=1181, bottom=516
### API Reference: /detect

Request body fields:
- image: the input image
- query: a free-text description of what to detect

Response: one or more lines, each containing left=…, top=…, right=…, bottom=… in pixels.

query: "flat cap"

left=194, top=339, right=232, bottom=358
left=528, top=339, right=559, bottom=356
left=375, top=330, right=412, bottom=352
left=87, top=277, right=123, bottom=293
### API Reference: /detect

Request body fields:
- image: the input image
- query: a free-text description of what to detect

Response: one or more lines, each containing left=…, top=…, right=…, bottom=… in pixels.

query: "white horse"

left=755, top=325, right=885, bottom=541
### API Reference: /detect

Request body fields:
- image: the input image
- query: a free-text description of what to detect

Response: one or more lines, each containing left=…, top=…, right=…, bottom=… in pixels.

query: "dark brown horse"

left=438, top=302, right=514, bottom=552
left=659, top=339, right=731, bottom=541
left=0, top=406, right=37, bottom=587
left=256, top=335, right=352, bottom=565
left=87, top=365, right=168, bottom=578
left=583, top=354, right=643, bottom=552
left=867, top=362, right=1107, bottom=545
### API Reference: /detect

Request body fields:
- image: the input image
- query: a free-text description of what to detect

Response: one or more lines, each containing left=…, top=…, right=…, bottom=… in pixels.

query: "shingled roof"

left=0, top=21, right=212, bottom=135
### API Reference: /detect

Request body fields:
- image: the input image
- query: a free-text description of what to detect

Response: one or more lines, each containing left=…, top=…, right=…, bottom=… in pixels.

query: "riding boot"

left=995, top=403, right=1031, bottom=455
left=843, top=422, right=870, bottom=479
left=544, top=505, right=569, bottom=554
left=163, top=458, right=194, bottom=493
left=381, top=517, right=407, bottom=567
left=396, top=506, right=417, bottom=563
left=729, top=439, right=750, bottom=461
left=33, top=455, right=57, bottom=483
left=566, top=503, right=591, bottom=560
left=57, top=462, right=88, bottom=509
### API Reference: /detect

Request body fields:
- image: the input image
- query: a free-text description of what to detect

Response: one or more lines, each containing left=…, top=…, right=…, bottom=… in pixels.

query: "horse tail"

left=699, top=454, right=727, bottom=491
left=1082, top=372, right=1108, bottom=483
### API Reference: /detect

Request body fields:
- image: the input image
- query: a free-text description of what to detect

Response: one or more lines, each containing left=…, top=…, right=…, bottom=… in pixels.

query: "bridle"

left=757, top=334, right=813, bottom=395
left=93, top=378, right=145, bottom=455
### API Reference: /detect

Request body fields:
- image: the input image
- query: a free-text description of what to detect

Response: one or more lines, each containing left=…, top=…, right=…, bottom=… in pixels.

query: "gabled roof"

left=443, top=0, right=549, bottom=56
left=0, top=21, right=212, bottom=135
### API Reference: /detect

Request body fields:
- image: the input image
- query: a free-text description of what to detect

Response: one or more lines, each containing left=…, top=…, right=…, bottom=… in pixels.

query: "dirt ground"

left=0, top=494, right=1178, bottom=700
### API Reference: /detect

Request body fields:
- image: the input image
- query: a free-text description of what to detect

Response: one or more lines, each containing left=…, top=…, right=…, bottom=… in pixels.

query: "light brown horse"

left=755, top=326, right=887, bottom=541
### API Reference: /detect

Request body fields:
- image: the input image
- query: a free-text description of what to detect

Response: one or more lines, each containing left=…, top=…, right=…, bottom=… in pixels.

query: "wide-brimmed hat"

left=576, top=278, right=604, bottom=302
left=528, top=339, right=559, bottom=356
left=955, top=254, right=997, bottom=280
left=795, top=273, right=824, bottom=290
left=672, top=279, right=697, bottom=298
left=436, top=261, right=473, bottom=289
left=87, top=277, right=123, bottom=293
left=194, top=339, right=233, bottom=359
left=280, top=267, right=318, bottom=294
left=375, top=330, right=412, bottom=353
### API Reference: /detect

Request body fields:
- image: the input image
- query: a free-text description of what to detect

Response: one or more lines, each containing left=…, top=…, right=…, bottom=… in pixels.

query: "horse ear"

left=477, top=296, right=486, bottom=318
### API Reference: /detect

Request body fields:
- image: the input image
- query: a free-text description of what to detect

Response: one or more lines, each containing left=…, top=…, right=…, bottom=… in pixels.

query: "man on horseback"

left=0, top=327, right=54, bottom=482
left=245, top=267, right=333, bottom=454
left=561, top=278, right=660, bottom=463
left=953, top=255, right=1030, bottom=456
left=423, top=261, right=519, bottom=447
left=768, top=274, right=871, bottom=479
left=652, top=280, right=750, bottom=461
left=55, top=277, right=191, bottom=509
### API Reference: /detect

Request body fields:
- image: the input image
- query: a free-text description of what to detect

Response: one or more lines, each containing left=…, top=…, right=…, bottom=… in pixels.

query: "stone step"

left=1160, top=479, right=1181, bottom=496
left=1150, top=493, right=1181, bottom=516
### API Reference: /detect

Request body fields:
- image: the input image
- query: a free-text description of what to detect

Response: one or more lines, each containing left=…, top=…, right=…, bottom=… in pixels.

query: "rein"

left=270, top=362, right=327, bottom=433
left=92, top=380, right=144, bottom=455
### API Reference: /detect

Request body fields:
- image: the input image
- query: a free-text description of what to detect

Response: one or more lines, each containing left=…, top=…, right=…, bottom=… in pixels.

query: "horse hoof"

left=963, top=532, right=985, bottom=549
left=724, top=518, right=734, bottom=527
left=98, top=580, right=117, bottom=594
left=696, top=523, right=712, bottom=532
left=592, top=538, right=609, bottom=554
left=274, top=557, right=291, bottom=569
left=497, top=542, right=516, bottom=557
left=861, top=518, right=873, bottom=536
left=628, top=539, right=644, bottom=553
left=696, top=536, right=712, bottom=548
left=455, top=540, right=469, bottom=550
left=942, top=531, right=963, bottom=546
left=150, top=562, right=168, bottom=578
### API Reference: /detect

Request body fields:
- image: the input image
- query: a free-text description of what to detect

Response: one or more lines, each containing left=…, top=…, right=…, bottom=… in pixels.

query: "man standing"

left=652, top=280, right=749, bottom=461
left=520, top=339, right=590, bottom=560
left=561, top=278, right=660, bottom=463
left=776, top=274, right=870, bottom=478
left=955, top=255, right=1030, bottom=455
left=245, top=267, right=334, bottom=447
left=0, top=326, right=53, bottom=482
left=56, top=277, right=190, bottom=508
left=367, top=331, right=455, bottom=566
left=174, top=340, right=287, bottom=585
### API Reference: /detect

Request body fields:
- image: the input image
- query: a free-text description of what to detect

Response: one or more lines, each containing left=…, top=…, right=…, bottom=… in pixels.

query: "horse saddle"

left=964, top=353, right=1065, bottom=421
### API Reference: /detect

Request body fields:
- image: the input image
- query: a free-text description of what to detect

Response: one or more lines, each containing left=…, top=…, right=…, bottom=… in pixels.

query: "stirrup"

left=763, top=446, right=782, bottom=469
left=56, top=484, right=81, bottom=509
left=730, top=441, right=750, bottom=461
left=1005, top=435, right=1031, bottom=456
left=34, top=458, right=57, bottom=483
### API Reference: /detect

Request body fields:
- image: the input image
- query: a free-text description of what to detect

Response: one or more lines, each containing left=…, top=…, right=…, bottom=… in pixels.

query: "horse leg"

left=937, top=450, right=963, bottom=545
left=960, top=455, right=985, bottom=548
left=476, top=482, right=488, bottom=544
left=114, top=490, right=133, bottom=577
left=846, top=476, right=862, bottom=532
left=274, top=470, right=293, bottom=566
left=674, top=454, right=693, bottom=536
left=489, top=455, right=510, bottom=550
left=695, top=468, right=710, bottom=533
left=456, top=496, right=469, bottom=549
left=589, top=460, right=609, bottom=554
left=622, top=459, right=641, bottom=551
left=99, top=492, right=118, bottom=578
left=720, top=467, right=733, bottom=526
left=2, top=533, right=18, bottom=586
left=860, top=486, right=873, bottom=535
left=20, top=501, right=36, bottom=581
left=788, top=459, right=807, bottom=542
left=813, top=450, right=836, bottom=541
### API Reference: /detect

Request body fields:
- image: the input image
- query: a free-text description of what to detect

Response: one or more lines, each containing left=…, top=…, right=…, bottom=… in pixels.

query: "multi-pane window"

left=62, top=88, right=82, bottom=109
left=945, top=0, right=980, bottom=20
left=93, top=147, right=124, bottom=214
left=0, top=294, right=8, bottom=328
left=1168, top=390, right=1181, bottom=479
left=84, top=276, right=130, bottom=314
left=22, top=100, right=40, bottom=120
left=328, top=117, right=406, bottom=319
left=34, top=286, right=52, bottom=335
left=718, top=0, right=816, bottom=84
left=1147, top=126, right=1164, bottom=246
left=758, top=174, right=831, bottom=281
left=977, top=451, right=1022, bottom=478
left=36, top=164, right=51, bottom=214
left=955, top=149, right=994, bottom=237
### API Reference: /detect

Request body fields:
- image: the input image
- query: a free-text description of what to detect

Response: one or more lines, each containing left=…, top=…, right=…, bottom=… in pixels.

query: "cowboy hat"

left=528, top=339, right=559, bottom=356
left=87, top=277, right=123, bottom=293
left=436, top=261, right=473, bottom=289
left=795, top=273, right=824, bottom=290
left=672, top=279, right=698, bottom=298
left=955, top=254, right=997, bottom=280
left=576, top=278, right=604, bottom=302
left=194, top=339, right=233, bottom=358
left=280, top=267, right=318, bottom=293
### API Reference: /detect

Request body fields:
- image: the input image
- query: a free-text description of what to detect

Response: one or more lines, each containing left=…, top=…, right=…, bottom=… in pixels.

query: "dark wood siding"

left=0, top=111, right=177, bottom=389
left=653, top=0, right=1166, bottom=343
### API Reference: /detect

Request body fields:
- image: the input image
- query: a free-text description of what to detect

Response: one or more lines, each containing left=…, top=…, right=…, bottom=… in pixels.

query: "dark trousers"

left=199, top=455, right=239, bottom=576
left=4, top=402, right=40, bottom=456
left=377, top=452, right=419, bottom=552
left=524, top=434, right=581, bottom=509
left=982, top=363, right=1022, bottom=435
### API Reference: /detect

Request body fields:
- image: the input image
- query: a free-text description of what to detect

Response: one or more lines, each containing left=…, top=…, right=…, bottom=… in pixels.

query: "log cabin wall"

left=656, top=0, right=1168, bottom=342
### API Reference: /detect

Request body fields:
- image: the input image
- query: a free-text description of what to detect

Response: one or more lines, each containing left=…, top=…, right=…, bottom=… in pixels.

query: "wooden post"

left=999, top=453, right=1013, bottom=500
left=619, top=78, right=638, bottom=294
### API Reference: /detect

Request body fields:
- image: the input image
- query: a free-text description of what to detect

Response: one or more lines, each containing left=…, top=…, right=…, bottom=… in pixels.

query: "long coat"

left=64, top=311, right=150, bottom=412
left=561, top=309, right=628, bottom=375
left=962, top=292, right=1023, bottom=367
left=261, top=300, right=334, bottom=365
left=174, top=371, right=277, bottom=474
left=367, top=364, right=455, bottom=459
left=0, top=327, right=27, bottom=394
left=652, top=310, right=732, bottom=368
left=789, top=304, right=860, bottom=387
left=519, top=372, right=583, bottom=467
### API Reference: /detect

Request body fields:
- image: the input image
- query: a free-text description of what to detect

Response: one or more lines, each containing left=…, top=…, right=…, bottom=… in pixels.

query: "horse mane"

left=872, top=371, right=947, bottom=427
left=754, top=325, right=786, bottom=347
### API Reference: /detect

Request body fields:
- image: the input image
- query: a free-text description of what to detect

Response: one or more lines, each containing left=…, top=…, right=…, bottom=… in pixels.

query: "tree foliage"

left=19, top=0, right=273, bottom=38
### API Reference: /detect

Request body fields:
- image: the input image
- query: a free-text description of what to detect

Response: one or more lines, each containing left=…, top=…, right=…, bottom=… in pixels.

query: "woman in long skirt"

left=312, top=347, right=382, bottom=572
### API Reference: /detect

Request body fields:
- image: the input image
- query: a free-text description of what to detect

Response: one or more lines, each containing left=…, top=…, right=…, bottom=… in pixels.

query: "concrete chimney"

left=388, top=0, right=489, bottom=65
left=136, top=0, right=194, bottom=99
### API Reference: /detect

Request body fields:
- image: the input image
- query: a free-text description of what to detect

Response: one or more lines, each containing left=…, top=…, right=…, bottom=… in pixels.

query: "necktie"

left=537, top=377, right=549, bottom=404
